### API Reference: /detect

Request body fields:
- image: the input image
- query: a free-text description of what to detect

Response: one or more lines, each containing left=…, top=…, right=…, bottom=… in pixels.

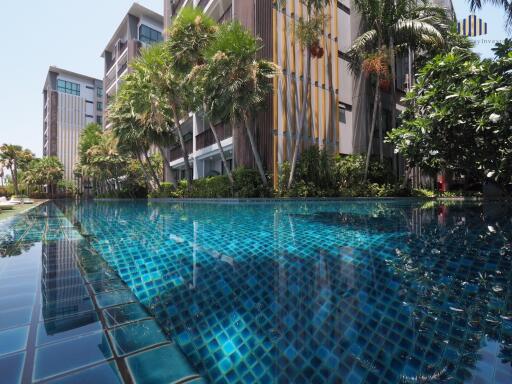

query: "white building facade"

left=43, top=67, right=103, bottom=181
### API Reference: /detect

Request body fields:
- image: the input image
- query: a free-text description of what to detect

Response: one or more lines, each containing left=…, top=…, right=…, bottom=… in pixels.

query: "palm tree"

left=86, top=132, right=127, bottom=194
left=115, top=49, right=178, bottom=187
left=348, top=0, right=448, bottom=182
left=287, top=0, right=331, bottom=189
left=200, top=22, right=280, bottom=186
left=0, top=144, right=34, bottom=196
left=108, top=93, right=161, bottom=192
left=150, top=7, right=218, bottom=185
left=36, top=157, right=64, bottom=198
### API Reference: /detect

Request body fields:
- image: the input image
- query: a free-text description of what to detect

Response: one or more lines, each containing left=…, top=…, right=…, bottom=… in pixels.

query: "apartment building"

left=163, top=0, right=402, bottom=187
left=42, top=67, right=103, bottom=181
left=164, top=1, right=452, bottom=187
left=101, top=3, right=164, bottom=129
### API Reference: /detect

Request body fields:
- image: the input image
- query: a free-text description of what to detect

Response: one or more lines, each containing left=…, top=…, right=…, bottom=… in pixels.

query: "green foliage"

left=0, top=144, right=35, bottom=195
left=387, top=45, right=512, bottom=186
left=78, top=123, right=102, bottom=165
left=279, top=146, right=417, bottom=197
left=167, top=7, right=217, bottom=73
left=233, top=167, right=270, bottom=198
left=148, top=167, right=269, bottom=198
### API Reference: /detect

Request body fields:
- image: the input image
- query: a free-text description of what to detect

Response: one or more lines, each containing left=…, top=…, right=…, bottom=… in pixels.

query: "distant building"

left=101, top=3, right=164, bottom=129
left=42, top=67, right=103, bottom=181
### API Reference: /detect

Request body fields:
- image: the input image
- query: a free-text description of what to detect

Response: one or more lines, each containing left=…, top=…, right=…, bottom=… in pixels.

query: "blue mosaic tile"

left=33, top=330, right=113, bottom=381
left=0, top=352, right=25, bottom=384
left=0, top=325, right=29, bottom=357
left=36, top=311, right=102, bottom=346
left=96, top=289, right=137, bottom=309
left=44, top=361, right=123, bottom=384
left=53, top=199, right=512, bottom=384
left=103, top=303, right=150, bottom=328
left=108, top=319, right=168, bottom=357
left=126, top=344, right=199, bottom=384
left=90, top=278, right=126, bottom=294
left=0, top=306, right=32, bottom=331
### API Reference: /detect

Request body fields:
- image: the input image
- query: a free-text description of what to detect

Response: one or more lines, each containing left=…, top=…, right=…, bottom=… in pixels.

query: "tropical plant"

left=22, top=157, right=64, bottom=197
left=111, top=47, right=178, bottom=188
left=286, top=0, right=331, bottom=189
left=347, top=0, right=449, bottom=182
left=198, top=21, right=280, bottom=186
left=109, top=83, right=162, bottom=192
left=150, top=7, right=218, bottom=185
left=387, top=44, right=512, bottom=188
left=187, top=14, right=237, bottom=185
left=0, top=144, right=34, bottom=196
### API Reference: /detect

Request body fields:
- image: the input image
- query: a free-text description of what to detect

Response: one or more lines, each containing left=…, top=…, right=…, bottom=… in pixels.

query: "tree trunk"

left=171, top=104, right=193, bottom=185
left=378, top=101, right=383, bottom=163
left=209, top=121, right=234, bottom=185
left=288, top=48, right=312, bottom=189
left=364, top=78, right=381, bottom=183
left=243, top=114, right=267, bottom=186
left=389, top=36, right=397, bottom=176
left=157, top=145, right=177, bottom=187
left=136, top=153, right=152, bottom=191
left=142, top=152, right=161, bottom=190
left=12, top=161, right=19, bottom=196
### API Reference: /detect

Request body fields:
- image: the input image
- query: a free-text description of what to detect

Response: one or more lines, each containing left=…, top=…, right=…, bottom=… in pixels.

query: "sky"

left=0, top=0, right=163, bottom=158
left=0, top=0, right=508, bottom=158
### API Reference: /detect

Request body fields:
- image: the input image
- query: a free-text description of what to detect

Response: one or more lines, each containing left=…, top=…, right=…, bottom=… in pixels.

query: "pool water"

left=52, top=199, right=512, bottom=384
left=0, top=204, right=201, bottom=383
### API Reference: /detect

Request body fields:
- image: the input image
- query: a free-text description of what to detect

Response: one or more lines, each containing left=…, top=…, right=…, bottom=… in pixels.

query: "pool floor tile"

left=0, top=325, right=29, bottom=357
left=36, top=311, right=102, bottom=346
left=0, top=352, right=25, bottom=384
left=90, top=279, right=126, bottom=294
left=33, top=330, right=113, bottom=381
left=103, top=303, right=150, bottom=328
left=108, top=319, right=168, bottom=357
left=126, top=344, right=199, bottom=384
left=96, top=289, right=136, bottom=309
left=45, top=361, right=123, bottom=384
left=0, top=306, right=32, bottom=331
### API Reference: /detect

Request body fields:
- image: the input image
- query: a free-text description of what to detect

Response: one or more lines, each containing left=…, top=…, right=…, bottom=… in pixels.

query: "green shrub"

left=188, top=176, right=232, bottom=198
left=233, top=167, right=269, bottom=198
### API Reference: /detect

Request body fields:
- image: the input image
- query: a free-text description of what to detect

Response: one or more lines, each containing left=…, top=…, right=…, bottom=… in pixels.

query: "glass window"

left=97, top=88, right=103, bottom=98
left=139, top=24, right=162, bottom=45
left=96, top=115, right=103, bottom=125
left=57, top=79, right=80, bottom=96
left=97, top=102, right=103, bottom=111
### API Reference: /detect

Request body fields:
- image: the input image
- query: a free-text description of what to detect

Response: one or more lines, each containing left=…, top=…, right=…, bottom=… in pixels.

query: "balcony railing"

left=196, top=124, right=232, bottom=151
left=169, top=140, right=193, bottom=162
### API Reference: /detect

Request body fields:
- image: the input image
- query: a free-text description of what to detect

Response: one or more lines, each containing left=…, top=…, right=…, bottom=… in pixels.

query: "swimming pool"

left=51, top=199, right=512, bottom=384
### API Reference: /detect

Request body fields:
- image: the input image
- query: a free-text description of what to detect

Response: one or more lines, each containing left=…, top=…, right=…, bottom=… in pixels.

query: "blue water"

left=0, top=204, right=199, bottom=383
left=54, top=199, right=512, bottom=383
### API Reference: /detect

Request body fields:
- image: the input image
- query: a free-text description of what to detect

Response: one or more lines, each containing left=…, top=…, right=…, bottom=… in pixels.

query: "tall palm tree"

left=200, top=22, right=280, bottom=186
left=152, top=7, right=218, bottom=185
left=118, top=48, right=178, bottom=187
left=109, top=92, right=161, bottom=192
left=0, top=144, right=34, bottom=196
left=287, top=0, right=331, bottom=189
left=348, top=0, right=448, bottom=182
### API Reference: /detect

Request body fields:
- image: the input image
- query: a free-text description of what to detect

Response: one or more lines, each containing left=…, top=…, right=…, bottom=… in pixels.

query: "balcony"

left=169, top=140, right=193, bottom=162
left=196, top=124, right=232, bottom=151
